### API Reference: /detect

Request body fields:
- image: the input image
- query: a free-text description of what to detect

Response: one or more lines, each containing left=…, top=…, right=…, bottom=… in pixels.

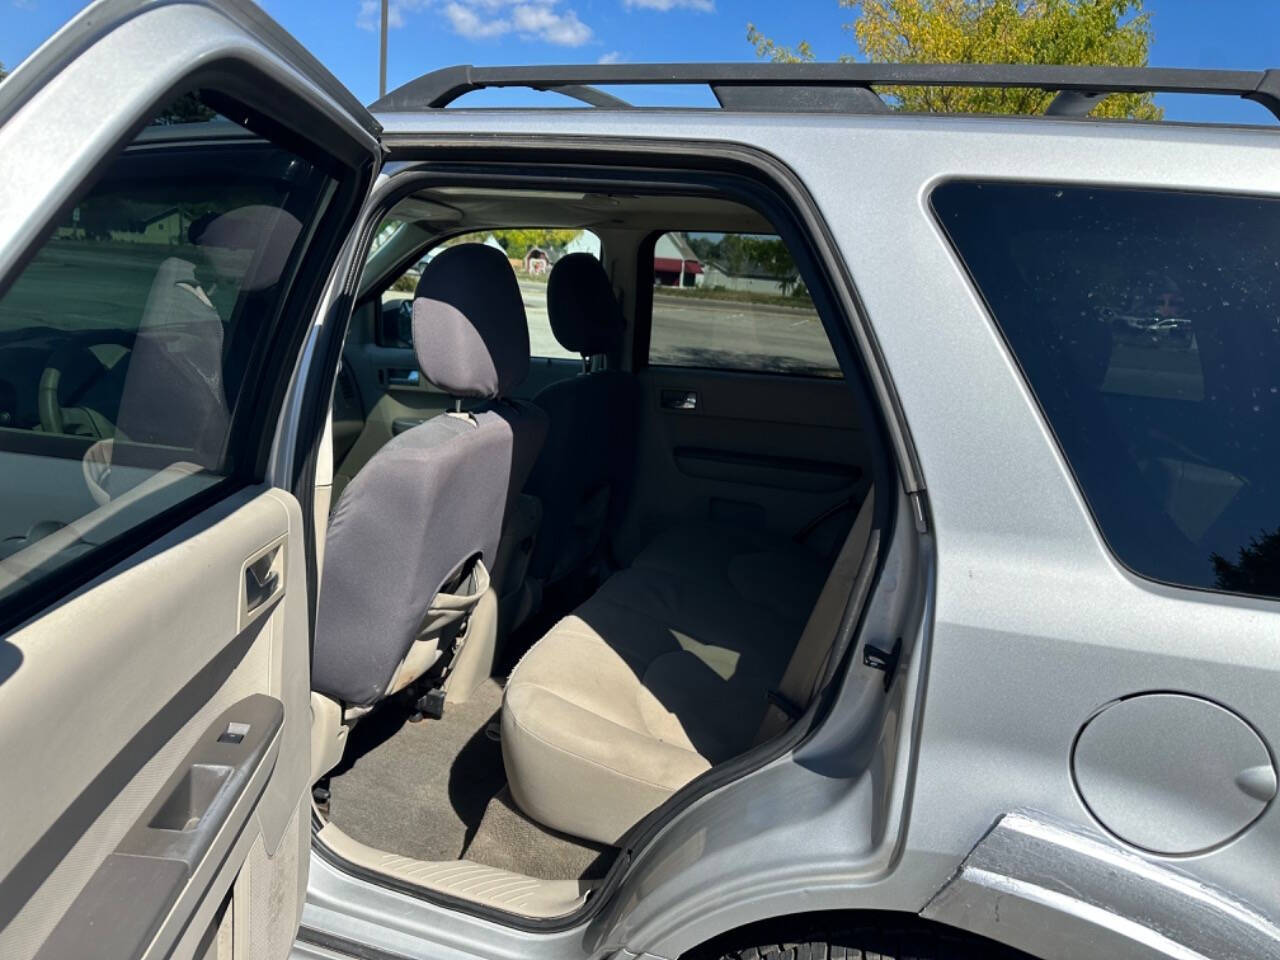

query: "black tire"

left=691, top=916, right=1035, bottom=960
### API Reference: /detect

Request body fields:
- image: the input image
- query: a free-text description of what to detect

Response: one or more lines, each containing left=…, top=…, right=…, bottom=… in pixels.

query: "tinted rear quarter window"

left=932, top=182, right=1280, bottom=600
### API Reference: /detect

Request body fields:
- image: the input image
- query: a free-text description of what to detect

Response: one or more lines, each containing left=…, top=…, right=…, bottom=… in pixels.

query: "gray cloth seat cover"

left=313, top=244, right=543, bottom=707
left=115, top=257, right=230, bottom=471
left=526, top=254, right=638, bottom=583
left=115, top=207, right=303, bottom=473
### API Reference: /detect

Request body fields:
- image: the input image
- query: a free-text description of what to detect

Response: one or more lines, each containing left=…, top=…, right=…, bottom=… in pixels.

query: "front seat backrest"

left=525, top=253, right=639, bottom=586
left=312, top=244, right=539, bottom=709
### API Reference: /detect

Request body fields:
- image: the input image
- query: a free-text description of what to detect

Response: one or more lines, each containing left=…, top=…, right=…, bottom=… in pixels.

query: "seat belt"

left=756, top=489, right=877, bottom=744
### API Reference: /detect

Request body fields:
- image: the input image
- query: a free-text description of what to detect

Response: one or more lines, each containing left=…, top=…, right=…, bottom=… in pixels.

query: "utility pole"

left=379, top=0, right=388, bottom=98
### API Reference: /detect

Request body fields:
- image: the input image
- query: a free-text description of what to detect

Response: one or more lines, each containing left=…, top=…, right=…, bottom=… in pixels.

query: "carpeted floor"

left=326, top=679, right=507, bottom=862
left=465, top=787, right=613, bottom=880
left=325, top=678, right=615, bottom=880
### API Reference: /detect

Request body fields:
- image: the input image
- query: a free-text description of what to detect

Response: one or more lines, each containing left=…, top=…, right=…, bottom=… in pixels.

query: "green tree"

left=489, top=228, right=577, bottom=259
left=0, top=62, right=8, bottom=83
left=152, top=92, right=217, bottom=125
left=1213, top=528, right=1280, bottom=597
left=747, top=0, right=1161, bottom=119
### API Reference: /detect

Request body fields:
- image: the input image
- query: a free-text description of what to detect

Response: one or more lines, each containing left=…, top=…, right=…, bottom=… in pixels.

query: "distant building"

left=55, top=205, right=188, bottom=244
left=110, top=207, right=186, bottom=245
left=564, top=231, right=601, bottom=258
left=700, top=262, right=791, bottom=296
left=524, top=246, right=551, bottom=275
left=653, top=233, right=701, bottom=287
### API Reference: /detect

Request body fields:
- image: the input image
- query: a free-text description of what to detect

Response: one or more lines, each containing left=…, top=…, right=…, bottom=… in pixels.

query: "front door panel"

left=0, top=2, right=379, bottom=957
left=1, top=489, right=309, bottom=958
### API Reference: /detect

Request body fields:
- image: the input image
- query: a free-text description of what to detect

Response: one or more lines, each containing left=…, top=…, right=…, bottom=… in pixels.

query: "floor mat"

left=326, top=680, right=506, bottom=862
left=464, top=786, right=615, bottom=881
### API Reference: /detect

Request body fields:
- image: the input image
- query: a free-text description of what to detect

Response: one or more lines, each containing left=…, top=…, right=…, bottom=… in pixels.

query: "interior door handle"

left=241, top=537, right=285, bottom=628
left=661, top=389, right=699, bottom=411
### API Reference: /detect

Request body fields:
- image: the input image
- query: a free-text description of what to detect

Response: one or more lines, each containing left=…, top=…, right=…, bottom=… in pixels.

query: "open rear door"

left=0, top=2, right=379, bottom=957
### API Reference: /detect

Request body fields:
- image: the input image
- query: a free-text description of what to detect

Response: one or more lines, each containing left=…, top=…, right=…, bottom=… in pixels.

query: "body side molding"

left=922, top=811, right=1280, bottom=960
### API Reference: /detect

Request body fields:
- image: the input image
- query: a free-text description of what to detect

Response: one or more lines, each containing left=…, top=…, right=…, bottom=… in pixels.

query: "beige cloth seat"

left=501, top=520, right=834, bottom=845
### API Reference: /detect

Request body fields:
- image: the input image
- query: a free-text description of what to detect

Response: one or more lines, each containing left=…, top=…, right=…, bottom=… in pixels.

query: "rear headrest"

left=547, top=253, right=625, bottom=357
left=413, top=244, right=530, bottom=399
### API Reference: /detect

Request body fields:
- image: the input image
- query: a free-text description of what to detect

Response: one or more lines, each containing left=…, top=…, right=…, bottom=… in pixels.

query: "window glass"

left=647, top=231, right=839, bottom=377
left=932, top=181, right=1280, bottom=599
left=0, top=93, right=335, bottom=606
left=378, top=228, right=600, bottom=361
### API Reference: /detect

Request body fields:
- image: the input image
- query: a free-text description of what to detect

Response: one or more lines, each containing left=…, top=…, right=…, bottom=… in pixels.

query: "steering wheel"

left=38, top=335, right=131, bottom=437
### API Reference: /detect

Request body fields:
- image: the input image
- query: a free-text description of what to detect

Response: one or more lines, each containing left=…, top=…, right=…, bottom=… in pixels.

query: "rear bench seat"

left=500, top=521, right=835, bottom=845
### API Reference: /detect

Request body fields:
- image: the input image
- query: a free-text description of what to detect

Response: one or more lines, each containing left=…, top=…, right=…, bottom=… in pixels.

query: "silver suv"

left=1, top=3, right=1278, bottom=960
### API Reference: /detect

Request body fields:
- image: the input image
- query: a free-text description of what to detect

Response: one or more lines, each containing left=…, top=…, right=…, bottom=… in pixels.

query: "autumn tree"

left=747, top=0, right=1161, bottom=119
left=489, top=228, right=578, bottom=259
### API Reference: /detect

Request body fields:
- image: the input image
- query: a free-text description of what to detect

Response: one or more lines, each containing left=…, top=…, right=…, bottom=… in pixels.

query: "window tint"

left=0, top=94, right=335, bottom=607
left=647, top=231, right=839, bottom=377
left=378, top=228, right=600, bottom=362
left=932, top=181, right=1280, bottom=599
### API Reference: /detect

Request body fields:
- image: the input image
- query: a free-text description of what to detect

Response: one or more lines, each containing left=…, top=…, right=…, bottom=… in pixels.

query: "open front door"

left=0, top=3, right=379, bottom=957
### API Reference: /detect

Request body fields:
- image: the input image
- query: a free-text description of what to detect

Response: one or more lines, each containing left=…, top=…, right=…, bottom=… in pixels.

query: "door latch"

left=863, top=637, right=902, bottom=691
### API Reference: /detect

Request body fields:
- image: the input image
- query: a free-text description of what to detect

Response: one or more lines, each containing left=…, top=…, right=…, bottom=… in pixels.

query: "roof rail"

left=369, top=62, right=1280, bottom=121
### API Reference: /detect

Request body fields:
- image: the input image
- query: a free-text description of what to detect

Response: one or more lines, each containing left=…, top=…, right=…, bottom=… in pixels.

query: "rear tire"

left=692, top=917, right=1034, bottom=960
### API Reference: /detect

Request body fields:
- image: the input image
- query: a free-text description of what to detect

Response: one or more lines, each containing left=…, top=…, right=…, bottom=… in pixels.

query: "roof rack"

left=369, top=62, right=1280, bottom=121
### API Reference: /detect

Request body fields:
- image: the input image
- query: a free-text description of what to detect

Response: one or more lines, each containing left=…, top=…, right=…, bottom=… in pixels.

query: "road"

left=395, top=278, right=839, bottom=374
left=5, top=247, right=1206, bottom=392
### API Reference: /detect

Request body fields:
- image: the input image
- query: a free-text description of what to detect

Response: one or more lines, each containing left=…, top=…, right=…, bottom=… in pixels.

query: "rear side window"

left=0, top=93, right=336, bottom=609
left=933, top=182, right=1280, bottom=599
left=647, top=231, right=840, bottom=377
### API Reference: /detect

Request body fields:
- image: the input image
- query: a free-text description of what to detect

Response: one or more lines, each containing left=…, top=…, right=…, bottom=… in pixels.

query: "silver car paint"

left=13, top=5, right=1270, bottom=949
left=923, top=811, right=1280, bottom=960
left=282, top=109, right=1280, bottom=959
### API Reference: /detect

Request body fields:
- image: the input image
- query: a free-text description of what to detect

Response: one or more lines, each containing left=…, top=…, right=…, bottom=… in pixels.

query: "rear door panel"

left=624, top=367, right=871, bottom=556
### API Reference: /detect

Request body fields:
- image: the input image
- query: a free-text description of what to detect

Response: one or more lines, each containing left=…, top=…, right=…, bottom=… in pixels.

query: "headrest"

left=412, top=244, right=530, bottom=399
left=547, top=253, right=625, bottom=357
left=191, top=205, right=302, bottom=292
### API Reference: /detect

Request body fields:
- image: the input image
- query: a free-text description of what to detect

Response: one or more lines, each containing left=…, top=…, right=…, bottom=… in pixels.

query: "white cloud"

left=357, top=0, right=432, bottom=31
left=598, top=50, right=623, bottom=64
left=624, top=0, right=713, bottom=11
left=359, top=0, right=593, bottom=47
left=443, top=1, right=513, bottom=38
left=512, top=4, right=592, bottom=46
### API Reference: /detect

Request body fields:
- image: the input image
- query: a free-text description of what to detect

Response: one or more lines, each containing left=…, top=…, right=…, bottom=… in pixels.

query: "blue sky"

left=3, top=1, right=1278, bottom=123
